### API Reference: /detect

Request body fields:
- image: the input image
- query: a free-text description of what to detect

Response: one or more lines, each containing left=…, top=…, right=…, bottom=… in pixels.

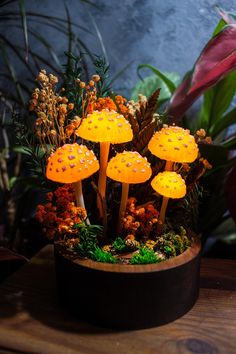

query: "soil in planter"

left=57, top=225, right=193, bottom=266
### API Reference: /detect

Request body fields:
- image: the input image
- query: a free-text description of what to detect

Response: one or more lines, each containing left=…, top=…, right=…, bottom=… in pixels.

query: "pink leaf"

left=167, top=25, right=236, bottom=123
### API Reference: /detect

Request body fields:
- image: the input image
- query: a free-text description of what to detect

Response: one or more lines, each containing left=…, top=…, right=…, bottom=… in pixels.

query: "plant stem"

left=97, top=141, right=110, bottom=218
left=117, top=183, right=129, bottom=235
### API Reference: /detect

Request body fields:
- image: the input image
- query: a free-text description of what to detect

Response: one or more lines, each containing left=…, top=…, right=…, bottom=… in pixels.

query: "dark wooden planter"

left=54, top=237, right=201, bottom=329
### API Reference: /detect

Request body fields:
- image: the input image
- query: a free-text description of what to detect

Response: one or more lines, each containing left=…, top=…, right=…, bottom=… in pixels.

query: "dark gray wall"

left=6, top=0, right=236, bottom=97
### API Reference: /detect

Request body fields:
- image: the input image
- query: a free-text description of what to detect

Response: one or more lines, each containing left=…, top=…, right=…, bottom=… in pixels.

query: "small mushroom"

left=46, top=143, right=99, bottom=214
left=151, top=171, right=186, bottom=223
left=106, top=151, right=152, bottom=234
left=76, top=109, right=133, bottom=218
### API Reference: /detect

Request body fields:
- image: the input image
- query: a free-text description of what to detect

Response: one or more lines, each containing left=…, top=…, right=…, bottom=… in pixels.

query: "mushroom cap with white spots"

left=46, top=143, right=99, bottom=183
left=106, top=151, right=152, bottom=184
left=76, top=109, right=133, bottom=144
left=148, top=126, right=198, bottom=163
left=151, top=171, right=186, bottom=199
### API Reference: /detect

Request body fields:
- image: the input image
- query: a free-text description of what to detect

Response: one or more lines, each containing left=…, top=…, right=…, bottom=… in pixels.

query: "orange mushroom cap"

left=46, top=143, right=99, bottom=183
left=148, top=126, right=198, bottom=163
left=106, top=151, right=152, bottom=184
left=151, top=171, right=186, bottom=199
left=76, top=109, right=133, bottom=143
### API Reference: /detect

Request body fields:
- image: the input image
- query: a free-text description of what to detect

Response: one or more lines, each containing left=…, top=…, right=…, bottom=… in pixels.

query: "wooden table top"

left=0, top=245, right=236, bottom=354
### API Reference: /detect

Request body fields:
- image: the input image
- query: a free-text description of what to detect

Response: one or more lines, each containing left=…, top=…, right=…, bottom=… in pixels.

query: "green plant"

left=91, top=247, right=117, bottom=263
left=73, top=222, right=103, bottom=257
left=130, top=248, right=160, bottom=265
left=131, top=9, right=236, bottom=242
left=113, top=237, right=128, bottom=253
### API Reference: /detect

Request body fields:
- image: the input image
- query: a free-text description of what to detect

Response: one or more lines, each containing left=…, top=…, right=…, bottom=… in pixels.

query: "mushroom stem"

left=97, top=142, right=110, bottom=218
left=159, top=160, right=173, bottom=224
left=160, top=196, right=169, bottom=224
left=165, top=160, right=173, bottom=171
left=160, top=161, right=173, bottom=224
left=73, top=181, right=90, bottom=224
left=117, top=183, right=129, bottom=235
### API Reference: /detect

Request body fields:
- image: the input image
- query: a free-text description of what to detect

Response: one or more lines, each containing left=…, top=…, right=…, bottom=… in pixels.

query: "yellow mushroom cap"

left=76, top=109, right=133, bottom=143
left=148, top=126, right=198, bottom=163
left=46, top=143, right=99, bottom=183
left=151, top=171, right=186, bottom=199
left=106, top=151, right=152, bottom=184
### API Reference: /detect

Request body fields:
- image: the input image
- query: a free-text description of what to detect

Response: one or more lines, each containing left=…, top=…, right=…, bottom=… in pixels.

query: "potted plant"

left=19, top=8, right=236, bottom=329
left=25, top=65, right=213, bottom=329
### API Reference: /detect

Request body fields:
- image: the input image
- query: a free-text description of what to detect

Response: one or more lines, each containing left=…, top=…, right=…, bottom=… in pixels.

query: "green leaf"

left=131, top=72, right=180, bottom=105
left=18, top=0, right=28, bottom=61
left=212, top=18, right=227, bottom=37
left=199, top=143, right=229, bottom=167
left=222, top=135, right=236, bottom=149
left=210, top=107, right=236, bottom=139
left=137, top=64, right=178, bottom=94
left=200, top=71, right=236, bottom=134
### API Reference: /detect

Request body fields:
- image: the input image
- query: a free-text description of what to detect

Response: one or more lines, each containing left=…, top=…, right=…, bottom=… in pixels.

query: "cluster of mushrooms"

left=46, top=109, right=199, bottom=234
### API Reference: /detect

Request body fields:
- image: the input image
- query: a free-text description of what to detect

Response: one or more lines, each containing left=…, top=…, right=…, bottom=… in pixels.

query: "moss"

left=130, top=248, right=161, bottom=265
left=154, top=227, right=191, bottom=258
left=91, top=247, right=117, bottom=264
left=113, top=237, right=128, bottom=253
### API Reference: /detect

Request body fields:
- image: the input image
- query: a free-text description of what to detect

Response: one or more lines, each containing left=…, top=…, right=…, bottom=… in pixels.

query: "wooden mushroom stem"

left=159, top=160, right=174, bottom=224
left=117, top=182, right=129, bottom=235
left=97, top=142, right=110, bottom=218
left=73, top=181, right=90, bottom=224
left=160, top=196, right=169, bottom=224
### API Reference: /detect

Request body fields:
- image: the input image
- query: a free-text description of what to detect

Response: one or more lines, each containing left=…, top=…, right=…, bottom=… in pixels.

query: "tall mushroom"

left=148, top=126, right=198, bottom=223
left=151, top=171, right=186, bottom=223
left=46, top=143, right=99, bottom=211
left=106, top=151, right=152, bottom=234
left=76, top=109, right=133, bottom=217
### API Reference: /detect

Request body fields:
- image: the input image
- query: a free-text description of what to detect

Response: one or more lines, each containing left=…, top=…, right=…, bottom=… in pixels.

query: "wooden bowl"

left=54, top=237, right=201, bottom=329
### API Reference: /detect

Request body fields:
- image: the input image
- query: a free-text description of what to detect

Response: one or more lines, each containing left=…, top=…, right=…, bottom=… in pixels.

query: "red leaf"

left=167, top=25, right=236, bottom=123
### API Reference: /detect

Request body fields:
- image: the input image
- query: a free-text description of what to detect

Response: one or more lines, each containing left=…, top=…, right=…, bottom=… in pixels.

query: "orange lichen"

left=122, top=197, right=160, bottom=240
left=35, top=185, right=87, bottom=239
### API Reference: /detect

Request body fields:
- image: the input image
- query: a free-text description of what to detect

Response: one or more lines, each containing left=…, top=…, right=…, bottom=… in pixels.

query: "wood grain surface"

left=0, top=245, right=236, bottom=354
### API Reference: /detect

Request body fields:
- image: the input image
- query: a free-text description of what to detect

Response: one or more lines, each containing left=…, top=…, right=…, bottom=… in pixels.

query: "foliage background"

left=1, top=0, right=235, bottom=97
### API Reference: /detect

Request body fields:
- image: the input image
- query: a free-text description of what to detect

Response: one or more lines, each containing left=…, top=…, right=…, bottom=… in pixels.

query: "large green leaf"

left=222, top=135, right=236, bottom=149
left=199, top=143, right=229, bottom=167
left=199, top=71, right=236, bottom=134
left=131, top=72, right=180, bottom=105
left=210, top=107, right=236, bottom=138
left=137, top=64, right=178, bottom=93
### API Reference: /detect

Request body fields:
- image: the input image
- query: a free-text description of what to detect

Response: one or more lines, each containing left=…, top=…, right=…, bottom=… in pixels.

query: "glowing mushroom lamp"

left=106, top=151, right=152, bottom=234
left=148, top=126, right=198, bottom=224
left=151, top=171, right=186, bottom=223
left=148, top=126, right=199, bottom=172
left=76, top=109, right=133, bottom=218
left=46, top=143, right=99, bottom=211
